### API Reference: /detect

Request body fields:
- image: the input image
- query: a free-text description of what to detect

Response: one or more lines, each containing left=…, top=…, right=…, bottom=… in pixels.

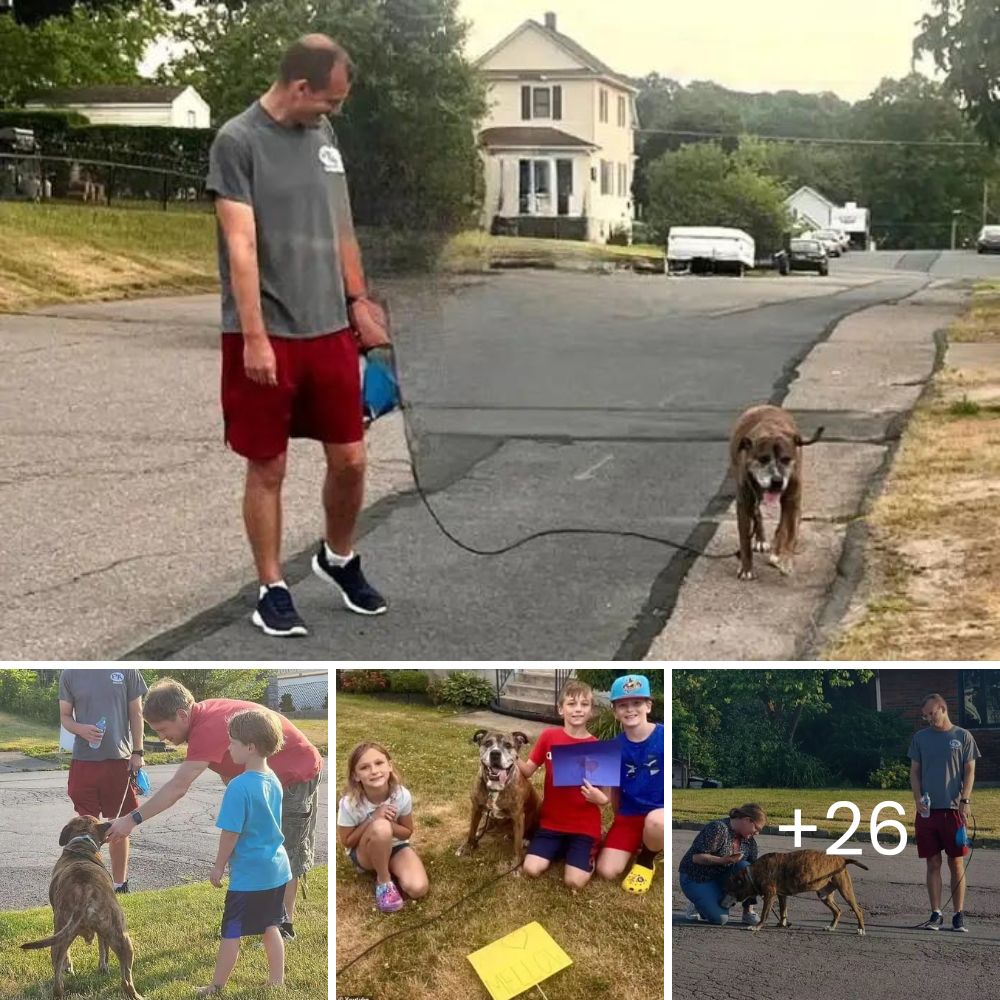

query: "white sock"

left=259, top=580, right=288, bottom=599
left=114, top=881, right=126, bottom=889
left=324, top=543, right=354, bottom=567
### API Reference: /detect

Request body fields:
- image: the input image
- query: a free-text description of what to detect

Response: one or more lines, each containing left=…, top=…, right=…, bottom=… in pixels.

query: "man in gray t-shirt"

left=206, top=33, right=390, bottom=639
left=908, top=691, right=980, bottom=932
left=58, top=668, right=148, bottom=891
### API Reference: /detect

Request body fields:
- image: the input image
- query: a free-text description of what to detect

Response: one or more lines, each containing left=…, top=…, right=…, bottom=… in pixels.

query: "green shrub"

left=589, top=705, right=622, bottom=741
left=438, top=672, right=494, bottom=708
left=279, top=693, right=295, bottom=713
left=388, top=671, right=429, bottom=694
left=868, top=760, right=911, bottom=789
left=0, top=669, right=60, bottom=725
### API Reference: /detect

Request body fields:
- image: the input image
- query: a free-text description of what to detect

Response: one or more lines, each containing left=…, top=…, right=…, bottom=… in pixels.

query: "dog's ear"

left=96, top=822, right=112, bottom=844
left=512, top=732, right=530, bottom=749
left=793, top=433, right=803, bottom=447
left=58, top=821, right=75, bottom=846
left=738, top=436, right=752, bottom=453
left=471, top=729, right=488, bottom=745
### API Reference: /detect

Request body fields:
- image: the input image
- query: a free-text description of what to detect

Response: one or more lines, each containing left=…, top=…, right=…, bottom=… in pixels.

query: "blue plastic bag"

left=361, top=349, right=400, bottom=426
left=133, top=766, right=150, bottom=796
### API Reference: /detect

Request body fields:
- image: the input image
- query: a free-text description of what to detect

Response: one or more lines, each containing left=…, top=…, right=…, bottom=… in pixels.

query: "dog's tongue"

left=764, top=490, right=781, bottom=507
left=497, top=768, right=509, bottom=787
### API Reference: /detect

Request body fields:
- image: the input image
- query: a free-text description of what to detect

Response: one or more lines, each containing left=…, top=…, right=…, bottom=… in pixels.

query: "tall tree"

left=914, top=0, right=1000, bottom=148
left=163, top=0, right=487, bottom=230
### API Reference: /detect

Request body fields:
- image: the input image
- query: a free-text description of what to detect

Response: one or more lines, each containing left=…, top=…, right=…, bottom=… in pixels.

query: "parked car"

left=812, top=229, right=844, bottom=257
left=977, top=225, right=1000, bottom=253
left=666, top=226, right=756, bottom=277
left=776, top=238, right=829, bottom=276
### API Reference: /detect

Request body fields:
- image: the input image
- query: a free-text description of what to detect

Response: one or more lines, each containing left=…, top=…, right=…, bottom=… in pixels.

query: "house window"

left=617, top=95, right=626, bottom=127
left=187, top=110, right=196, bottom=127
left=599, top=88, right=608, bottom=124
left=521, top=85, right=562, bottom=121
left=617, top=163, right=628, bottom=197
left=600, top=159, right=612, bottom=195
left=960, top=670, right=1000, bottom=727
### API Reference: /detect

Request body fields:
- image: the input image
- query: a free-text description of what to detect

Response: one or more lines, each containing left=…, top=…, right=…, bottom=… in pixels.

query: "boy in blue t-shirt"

left=197, top=709, right=292, bottom=997
left=595, top=674, right=665, bottom=894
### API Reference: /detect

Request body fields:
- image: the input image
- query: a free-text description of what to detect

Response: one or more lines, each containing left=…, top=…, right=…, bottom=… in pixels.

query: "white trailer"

left=666, top=226, right=756, bottom=276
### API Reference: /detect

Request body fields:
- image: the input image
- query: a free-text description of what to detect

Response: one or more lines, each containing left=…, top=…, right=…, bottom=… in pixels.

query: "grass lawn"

left=335, top=694, right=663, bottom=1000
left=825, top=280, right=1000, bottom=658
left=0, top=868, right=327, bottom=1000
left=0, top=710, right=326, bottom=765
left=674, top=787, right=1000, bottom=841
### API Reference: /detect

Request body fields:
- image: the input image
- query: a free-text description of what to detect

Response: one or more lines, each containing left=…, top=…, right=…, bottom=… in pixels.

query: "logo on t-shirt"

left=318, top=145, right=344, bottom=173
left=950, top=739, right=963, bottom=750
left=110, top=671, right=125, bottom=685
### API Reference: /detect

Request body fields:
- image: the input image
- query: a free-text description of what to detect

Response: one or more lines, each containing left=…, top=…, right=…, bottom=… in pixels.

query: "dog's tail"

left=845, top=860, right=869, bottom=871
left=20, top=911, right=84, bottom=951
left=799, top=426, right=825, bottom=446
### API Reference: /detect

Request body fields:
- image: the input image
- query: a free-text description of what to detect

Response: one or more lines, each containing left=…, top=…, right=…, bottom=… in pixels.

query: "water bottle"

left=88, top=717, right=107, bottom=751
left=920, top=792, right=931, bottom=819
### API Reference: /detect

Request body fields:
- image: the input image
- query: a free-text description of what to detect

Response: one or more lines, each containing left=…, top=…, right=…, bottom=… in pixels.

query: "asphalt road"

left=0, top=761, right=328, bottom=912
left=134, top=250, right=1000, bottom=660
left=672, top=828, right=1000, bottom=1000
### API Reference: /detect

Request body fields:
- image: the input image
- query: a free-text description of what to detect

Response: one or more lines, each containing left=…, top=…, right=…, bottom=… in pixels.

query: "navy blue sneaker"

left=312, top=546, right=387, bottom=615
left=953, top=912, right=967, bottom=932
left=922, top=910, right=943, bottom=931
left=114, top=880, right=129, bottom=894
left=251, top=585, right=308, bottom=637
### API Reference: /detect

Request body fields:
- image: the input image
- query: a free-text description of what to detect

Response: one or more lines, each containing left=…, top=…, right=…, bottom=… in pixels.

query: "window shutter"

left=521, top=85, right=531, bottom=120
left=553, top=86, right=562, bottom=120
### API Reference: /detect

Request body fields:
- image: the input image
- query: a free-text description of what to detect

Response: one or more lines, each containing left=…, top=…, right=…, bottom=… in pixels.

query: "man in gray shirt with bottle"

left=207, top=33, right=391, bottom=638
left=908, top=691, right=980, bottom=932
left=59, top=668, right=148, bottom=893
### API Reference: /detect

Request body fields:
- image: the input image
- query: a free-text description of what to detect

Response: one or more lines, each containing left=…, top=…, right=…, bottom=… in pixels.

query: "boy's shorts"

left=915, top=809, right=970, bottom=859
left=348, top=842, right=409, bottom=874
left=526, top=827, right=598, bottom=872
left=67, top=759, right=139, bottom=820
left=220, top=883, right=288, bottom=939
left=602, top=813, right=647, bottom=855
left=283, top=775, right=320, bottom=878
left=221, top=329, right=363, bottom=460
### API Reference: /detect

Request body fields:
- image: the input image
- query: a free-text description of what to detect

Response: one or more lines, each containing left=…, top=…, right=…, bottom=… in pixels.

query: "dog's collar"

left=65, top=834, right=101, bottom=853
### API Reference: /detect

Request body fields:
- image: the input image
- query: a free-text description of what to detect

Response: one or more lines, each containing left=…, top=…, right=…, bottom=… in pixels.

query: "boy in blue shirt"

left=595, top=674, right=665, bottom=893
left=197, top=709, right=292, bottom=996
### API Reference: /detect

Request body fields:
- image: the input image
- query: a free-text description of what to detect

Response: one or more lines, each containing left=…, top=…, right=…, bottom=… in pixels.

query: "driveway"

left=672, top=828, right=1000, bottom=1000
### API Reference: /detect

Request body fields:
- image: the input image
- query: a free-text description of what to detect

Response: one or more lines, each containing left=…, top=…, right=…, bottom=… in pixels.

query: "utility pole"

left=984, top=178, right=990, bottom=227
left=951, top=209, right=961, bottom=251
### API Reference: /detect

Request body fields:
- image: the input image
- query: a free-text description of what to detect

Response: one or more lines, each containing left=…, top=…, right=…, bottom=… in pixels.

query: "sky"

left=459, top=0, right=940, bottom=102
left=143, top=0, right=941, bottom=104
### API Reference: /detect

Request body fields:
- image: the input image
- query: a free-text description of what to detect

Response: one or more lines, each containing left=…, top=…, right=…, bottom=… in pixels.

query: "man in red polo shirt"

left=107, top=678, right=323, bottom=941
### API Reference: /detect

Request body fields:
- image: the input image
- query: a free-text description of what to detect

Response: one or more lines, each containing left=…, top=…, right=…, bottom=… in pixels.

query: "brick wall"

left=879, top=669, right=1000, bottom=784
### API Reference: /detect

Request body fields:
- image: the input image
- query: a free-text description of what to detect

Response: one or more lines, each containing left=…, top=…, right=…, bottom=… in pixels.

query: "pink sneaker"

left=375, top=880, right=404, bottom=913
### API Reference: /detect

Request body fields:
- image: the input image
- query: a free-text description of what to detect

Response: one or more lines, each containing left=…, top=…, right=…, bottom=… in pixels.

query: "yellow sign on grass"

left=466, top=921, right=573, bottom=1000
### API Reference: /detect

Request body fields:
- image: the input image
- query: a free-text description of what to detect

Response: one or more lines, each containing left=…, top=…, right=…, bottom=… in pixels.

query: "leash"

left=336, top=857, right=523, bottom=976
left=375, top=346, right=827, bottom=563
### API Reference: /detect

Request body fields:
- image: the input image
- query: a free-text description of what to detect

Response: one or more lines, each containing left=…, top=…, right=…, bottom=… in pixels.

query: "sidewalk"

left=648, top=281, right=965, bottom=659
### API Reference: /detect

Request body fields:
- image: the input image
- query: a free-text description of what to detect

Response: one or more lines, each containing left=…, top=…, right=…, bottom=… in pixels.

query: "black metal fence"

left=0, top=152, right=210, bottom=211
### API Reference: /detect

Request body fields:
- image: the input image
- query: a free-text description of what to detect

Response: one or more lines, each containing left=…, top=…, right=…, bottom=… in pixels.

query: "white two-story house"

left=474, top=11, right=639, bottom=243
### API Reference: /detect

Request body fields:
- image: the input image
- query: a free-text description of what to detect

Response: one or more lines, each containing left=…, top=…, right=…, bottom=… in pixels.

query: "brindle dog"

left=723, top=849, right=868, bottom=934
left=21, top=815, right=143, bottom=999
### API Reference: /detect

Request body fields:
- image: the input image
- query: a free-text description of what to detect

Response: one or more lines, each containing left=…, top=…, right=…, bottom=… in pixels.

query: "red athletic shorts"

left=221, top=329, right=363, bottom=460
left=915, top=809, right=970, bottom=858
left=602, top=812, right=648, bottom=854
left=67, top=759, right=138, bottom=820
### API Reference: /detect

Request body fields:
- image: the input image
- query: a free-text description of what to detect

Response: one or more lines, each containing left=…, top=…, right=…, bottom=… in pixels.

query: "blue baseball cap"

left=610, top=674, right=652, bottom=702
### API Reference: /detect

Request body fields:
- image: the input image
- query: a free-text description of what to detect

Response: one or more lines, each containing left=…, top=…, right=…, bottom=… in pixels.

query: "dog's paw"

left=858, top=928, right=866, bottom=936
left=767, top=553, right=792, bottom=575
left=824, top=925, right=835, bottom=932
left=753, top=539, right=770, bottom=553
left=455, top=843, right=471, bottom=857
left=746, top=924, right=759, bottom=932
left=737, top=567, right=757, bottom=581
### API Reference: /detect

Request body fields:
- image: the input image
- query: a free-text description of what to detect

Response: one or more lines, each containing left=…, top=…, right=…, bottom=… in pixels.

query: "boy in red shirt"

left=517, top=680, right=611, bottom=890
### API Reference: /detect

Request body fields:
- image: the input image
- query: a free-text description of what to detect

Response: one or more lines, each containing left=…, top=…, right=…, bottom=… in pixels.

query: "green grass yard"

left=335, top=694, right=663, bottom=1000
left=0, top=869, right=327, bottom=1000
